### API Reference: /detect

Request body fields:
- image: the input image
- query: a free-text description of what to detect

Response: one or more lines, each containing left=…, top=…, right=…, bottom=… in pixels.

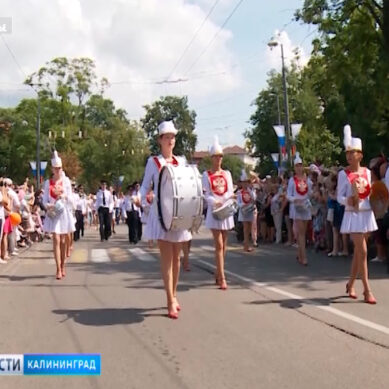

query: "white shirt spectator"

left=8, top=187, right=20, bottom=212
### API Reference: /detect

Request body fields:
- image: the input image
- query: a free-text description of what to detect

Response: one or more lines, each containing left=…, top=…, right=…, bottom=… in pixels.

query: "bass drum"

left=158, top=165, right=203, bottom=232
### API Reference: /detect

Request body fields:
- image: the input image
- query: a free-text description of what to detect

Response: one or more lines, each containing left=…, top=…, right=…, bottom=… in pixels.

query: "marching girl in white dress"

left=43, top=151, right=75, bottom=280
left=337, top=125, right=378, bottom=304
left=287, top=152, right=313, bottom=266
left=202, top=137, right=235, bottom=290
left=237, top=169, right=256, bottom=252
left=140, top=121, right=191, bottom=319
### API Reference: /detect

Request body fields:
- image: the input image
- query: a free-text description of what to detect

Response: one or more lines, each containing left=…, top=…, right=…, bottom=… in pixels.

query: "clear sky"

left=0, top=0, right=315, bottom=150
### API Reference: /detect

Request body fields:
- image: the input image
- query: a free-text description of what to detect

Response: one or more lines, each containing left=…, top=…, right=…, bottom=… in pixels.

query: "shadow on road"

left=246, top=295, right=352, bottom=310
left=52, top=306, right=166, bottom=326
left=0, top=274, right=52, bottom=281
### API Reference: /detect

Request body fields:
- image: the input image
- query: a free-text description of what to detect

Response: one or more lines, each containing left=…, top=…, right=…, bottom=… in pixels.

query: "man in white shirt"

left=74, top=185, right=87, bottom=241
left=133, top=182, right=142, bottom=242
left=95, top=180, right=113, bottom=241
left=121, top=184, right=139, bottom=244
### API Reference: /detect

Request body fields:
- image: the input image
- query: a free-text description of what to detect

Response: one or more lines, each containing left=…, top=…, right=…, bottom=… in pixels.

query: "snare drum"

left=158, top=165, right=203, bottom=232
left=241, top=203, right=255, bottom=216
left=212, top=199, right=238, bottom=220
left=47, top=199, right=65, bottom=219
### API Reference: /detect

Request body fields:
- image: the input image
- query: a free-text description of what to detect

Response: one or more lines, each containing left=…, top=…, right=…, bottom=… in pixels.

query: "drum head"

left=158, top=166, right=174, bottom=231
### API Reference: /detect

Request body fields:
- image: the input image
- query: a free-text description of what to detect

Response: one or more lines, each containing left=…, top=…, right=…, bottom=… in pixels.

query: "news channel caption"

left=0, top=354, right=101, bottom=375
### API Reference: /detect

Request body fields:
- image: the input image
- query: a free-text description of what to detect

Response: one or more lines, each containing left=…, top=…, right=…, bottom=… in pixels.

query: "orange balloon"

left=10, top=212, right=21, bottom=226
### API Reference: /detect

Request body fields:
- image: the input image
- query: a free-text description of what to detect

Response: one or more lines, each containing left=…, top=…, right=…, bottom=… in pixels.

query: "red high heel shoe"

left=346, top=283, right=357, bottom=299
left=167, top=303, right=179, bottom=319
left=167, top=309, right=178, bottom=319
left=363, top=291, right=377, bottom=305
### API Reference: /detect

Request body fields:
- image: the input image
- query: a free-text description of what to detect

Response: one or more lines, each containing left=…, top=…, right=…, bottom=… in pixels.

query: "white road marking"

left=91, top=249, right=110, bottom=263
left=197, top=259, right=389, bottom=336
left=199, top=245, right=214, bottom=252
left=128, top=248, right=157, bottom=262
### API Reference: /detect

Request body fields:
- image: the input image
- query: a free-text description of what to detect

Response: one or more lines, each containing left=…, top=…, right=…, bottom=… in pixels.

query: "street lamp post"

left=268, top=39, right=291, bottom=166
left=28, top=83, right=42, bottom=189
left=36, top=95, right=41, bottom=188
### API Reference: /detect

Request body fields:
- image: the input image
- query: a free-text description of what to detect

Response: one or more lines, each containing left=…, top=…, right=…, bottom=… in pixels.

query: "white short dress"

left=287, top=175, right=313, bottom=221
left=237, top=188, right=256, bottom=222
left=202, top=169, right=235, bottom=230
left=43, top=175, right=76, bottom=234
left=140, top=155, right=192, bottom=242
left=337, top=168, right=378, bottom=234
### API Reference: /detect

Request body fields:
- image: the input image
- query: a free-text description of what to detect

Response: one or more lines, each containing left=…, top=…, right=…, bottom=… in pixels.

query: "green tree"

left=141, top=96, right=197, bottom=159
left=246, top=63, right=341, bottom=173
left=295, top=0, right=389, bottom=159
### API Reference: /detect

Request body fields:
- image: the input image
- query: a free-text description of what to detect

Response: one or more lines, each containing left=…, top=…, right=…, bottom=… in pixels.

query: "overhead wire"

left=182, top=0, right=245, bottom=76
left=164, top=0, right=221, bottom=81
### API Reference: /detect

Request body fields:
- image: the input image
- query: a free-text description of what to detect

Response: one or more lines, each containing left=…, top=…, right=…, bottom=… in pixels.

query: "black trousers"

left=98, top=207, right=111, bottom=241
left=138, top=217, right=142, bottom=241
left=126, top=211, right=139, bottom=244
left=74, top=210, right=84, bottom=241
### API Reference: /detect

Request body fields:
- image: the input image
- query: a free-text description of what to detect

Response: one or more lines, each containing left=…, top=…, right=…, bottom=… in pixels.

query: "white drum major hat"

left=158, top=120, right=178, bottom=136
left=209, top=135, right=223, bottom=156
left=294, top=151, right=303, bottom=165
left=343, top=124, right=362, bottom=152
left=51, top=150, right=62, bottom=168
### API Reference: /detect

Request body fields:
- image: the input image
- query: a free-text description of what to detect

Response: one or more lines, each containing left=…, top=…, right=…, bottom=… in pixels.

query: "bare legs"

left=158, top=240, right=183, bottom=318
left=182, top=240, right=191, bottom=271
left=296, top=219, right=308, bottom=265
left=243, top=221, right=253, bottom=252
left=212, top=229, right=228, bottom=289
left=53, top=233, right=66, bottom=279
left=347, top=233, right=376, bottom=303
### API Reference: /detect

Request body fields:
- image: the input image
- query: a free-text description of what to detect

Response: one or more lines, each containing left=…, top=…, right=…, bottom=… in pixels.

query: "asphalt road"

left=0, top=223, right=388, bottom=389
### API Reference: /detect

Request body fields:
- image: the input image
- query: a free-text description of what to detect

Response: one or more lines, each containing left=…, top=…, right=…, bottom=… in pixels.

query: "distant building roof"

left=223, top=145, right=246, bottom=155
left=193, top=145, right=247, bottom=159
left=193, top=151, right=208, bottom=159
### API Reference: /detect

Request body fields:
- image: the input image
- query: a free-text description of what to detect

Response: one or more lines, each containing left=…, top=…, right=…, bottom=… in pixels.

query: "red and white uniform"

left=42, top=174, right=75, bottom=234
left=337, top=168, right=377, bottom=233
left=140, top=155, right=192, bottom=242
left=202, top=169, right=235, bottom=230
left=237, top=188, right=256, bottom=222
left=287, top=175, right=313, bottom=220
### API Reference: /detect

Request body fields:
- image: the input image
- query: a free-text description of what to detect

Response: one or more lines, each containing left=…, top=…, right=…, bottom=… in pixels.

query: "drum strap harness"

left=293, top=176, right=308, bottom=196
left=207, top=170, right=228, bottom=196
left=345, top=168, right=370, bottom=200
left=153, top=155, right=178, bottom=171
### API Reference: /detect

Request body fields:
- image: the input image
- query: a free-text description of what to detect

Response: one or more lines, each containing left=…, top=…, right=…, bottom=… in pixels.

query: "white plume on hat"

left=51, top=150, right=62, bottom=168
left=343, top=124, right=362, bottom=152
left=209, top=135, right=223, bottom=156
left=294, top=151, right=303, bottom=165
left=158, top=120, right=177, bottom=136
left=240, top=169, right=248, bottom=181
